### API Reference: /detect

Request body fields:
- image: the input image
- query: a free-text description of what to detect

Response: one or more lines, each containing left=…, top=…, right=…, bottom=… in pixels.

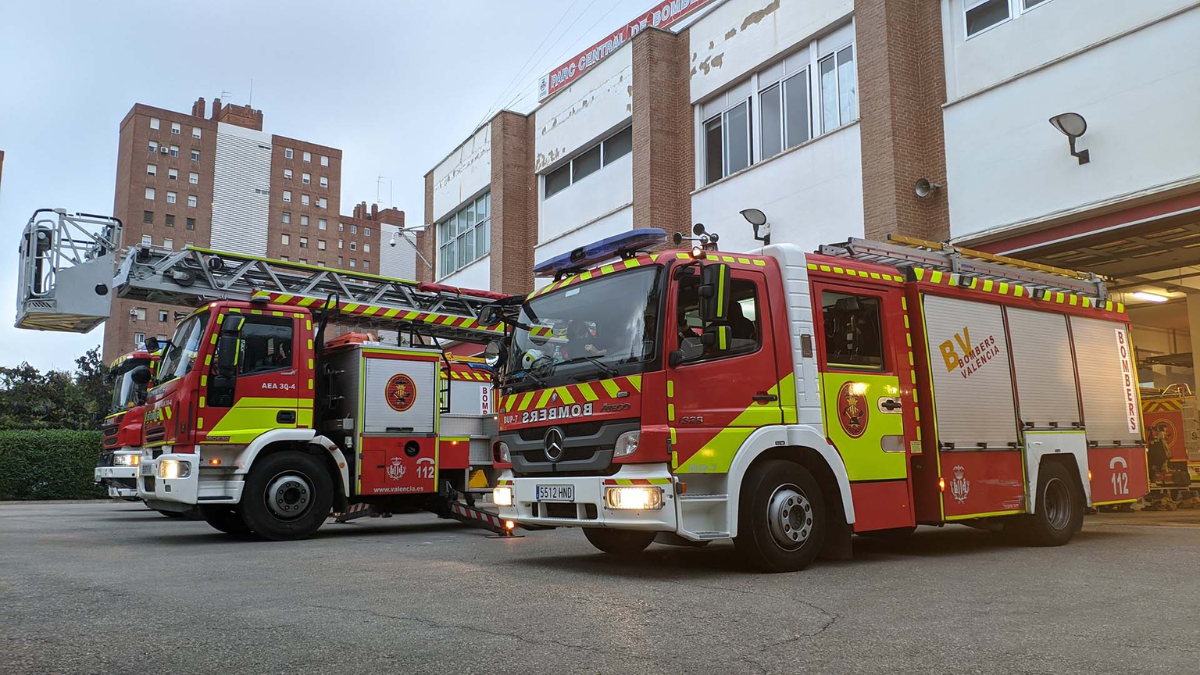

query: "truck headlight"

left=160, top=459, right=191, bottom=480
left=493, top=486, right=514, bottom=507
left=613, top=430, right=640, bottom=458
left=113, top=454, right=140, bottom=467
left=605, top=486, right=662, bottom=510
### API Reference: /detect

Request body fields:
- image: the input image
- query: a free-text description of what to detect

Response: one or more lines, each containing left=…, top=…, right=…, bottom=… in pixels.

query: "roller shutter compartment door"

left=1069, top=316, right=1141, bottom=446
left=921, top=295, right=1019, bottom=450
left=1006, top=308, right=1082, bottom=429
left=363, top=359, right=438, bottom=435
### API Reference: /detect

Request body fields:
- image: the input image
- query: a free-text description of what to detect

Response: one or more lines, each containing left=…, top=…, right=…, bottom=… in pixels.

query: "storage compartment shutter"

left=1006, top=308, right=1082, bottom=429
left=364, top=359, right=437, bottom=434
left=1069, top=316, right=1141, bottom=445
left=921, top=295, right=1018, bottom=449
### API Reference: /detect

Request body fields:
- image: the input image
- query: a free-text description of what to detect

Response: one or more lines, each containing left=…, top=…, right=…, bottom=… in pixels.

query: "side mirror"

left=701, top=324, right=731, bottom=352
left=215, top=335, right=240, bottom=372
left=221, top=314, right=245, bottom=336
left=478, top=305, right=503, bottom=328
left=668, top=350, right=685, bottom=368
left=143, top=336, right=160, bottom=353
left=129, top=365, right=152, bottom=386
left=484, top=339, right=506, bottom=368
left=698, top=263, right=732, bottom=323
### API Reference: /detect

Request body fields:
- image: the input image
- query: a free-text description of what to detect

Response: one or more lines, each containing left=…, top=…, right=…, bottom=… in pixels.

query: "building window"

left=158, top=310, right=169, bottom=322
left=163, top=238, right=174, bottom=250
left=301, top=194, right=310, bottom=206
left=147, top=164, right=157, bottom=177
left=186, top=217, right=196, bottom=230
left=704, top=99, right=751, bottom=185
left=165, top=214, right=175, bottom=227
left=300, top=215, right=309, bottom=226
left=285, top=148, right=294, bottom=159
left=819, top=45, right=856, bottom=133
left=1022, top=0, right=1050, bottom=8
left=145, top=187, right=155, bottom=200
left=761, top=70, right=811, bottom=160
left=318, top=219, right=327, bottom=230
left=134, top=332, right=145, bottom=346
left=166, top=191, right=177, bottom=204
left=171, top=122, right=181, bottom=135
left=141, top=234, right=152, bottom=246
left=143, top=210, right=153, bottom=224
left=319, top=176, right=328, bottom=188
left=364, top=227, right=371, bottom=237
left=350, top=224, right=358, bottom=235
left=350, top=259, right=356, bottom=268
left=190, top=149, right=200, bottom=161
left=317, top=197, right=327, bottom=209
left=339, top=223, right=344, bottom=232
left=318, top=261, right=326, bottom=267
left=350, top=241, right=357, bottom=251
left=338, top=256, right=343, bottom=265
left=299, top=258, right=307, bottom=264
left=363, top=260, right=370, bottom=271
left=192, top=127, right=202, bottom=139
left=282, top=233, right=290, bottom=245
left=299, top=237, right=308, bottom=249
left=318, top=240, right=326, bottom=250
left=282, top=212, right=291, bottom=224
left=303, top=151, right=311, bottom=162
left=283, top=191, right=291, bottom=203
left=338, top=240, right=344, bottom=249
left=189, top=172, right=198, bottom=185
left=438, top=192, right=490, bottom=276
left=149, top=141, right=158, bottom=154
left=302, top=172, right=310, bottom=185
left=168, top=168, right=178, bottom=180
left=170, top=145, right=180, bottom=157
left=320, top=155, right=329, bottom=167
left=364, top=243, right=371, bottom=253
left=284, top=168, right=292, bottom=180
left=965, top=0, right=1011, bottom=38
left=544, top=125, right=633, bottom=199
left=150, top=118, right=160, bottom=130
left=188, top=195, right=197, bottom=208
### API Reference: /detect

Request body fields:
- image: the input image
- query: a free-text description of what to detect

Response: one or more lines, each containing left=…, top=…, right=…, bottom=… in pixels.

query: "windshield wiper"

left=512, top=369, right=548, bottom=389
left=554, top=355, right=619, bottom=379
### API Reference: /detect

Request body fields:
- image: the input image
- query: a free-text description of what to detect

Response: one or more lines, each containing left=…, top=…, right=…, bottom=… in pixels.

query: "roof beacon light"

left=533, top=228, right=666, bottom=279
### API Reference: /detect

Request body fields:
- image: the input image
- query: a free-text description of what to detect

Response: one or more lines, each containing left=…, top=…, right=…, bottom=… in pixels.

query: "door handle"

left=277, top=410, right=297, bottom=424
left=879, top=398, right=902, bottom=411
left=752, top=393, right=778, bottom=404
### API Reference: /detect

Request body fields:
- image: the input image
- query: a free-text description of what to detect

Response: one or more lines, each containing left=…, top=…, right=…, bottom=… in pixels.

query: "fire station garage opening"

left=1002, top=212, right=1200, bottom=489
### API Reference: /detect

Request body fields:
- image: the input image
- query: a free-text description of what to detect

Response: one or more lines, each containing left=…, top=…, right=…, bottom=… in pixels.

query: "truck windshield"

left=156, top=312, right=210, bottom=384
left=109, top=367, right=143, bottom=412
left=506, top=266, right=661, bottom=391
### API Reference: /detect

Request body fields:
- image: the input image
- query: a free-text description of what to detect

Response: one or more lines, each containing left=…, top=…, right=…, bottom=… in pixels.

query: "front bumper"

left=497, top=463, right=677, bottom=531
left=137, top=451, right=243, bottom=506
left=94, top=465, right=138, bottom=499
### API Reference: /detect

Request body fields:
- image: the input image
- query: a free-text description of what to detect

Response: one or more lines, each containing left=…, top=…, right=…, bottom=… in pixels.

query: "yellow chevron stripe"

left=576, top=382, right=599, bottom=402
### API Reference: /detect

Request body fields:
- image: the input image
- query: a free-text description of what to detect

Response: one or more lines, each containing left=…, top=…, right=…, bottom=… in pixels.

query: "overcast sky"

left=0, top=0, right=653, bottom=371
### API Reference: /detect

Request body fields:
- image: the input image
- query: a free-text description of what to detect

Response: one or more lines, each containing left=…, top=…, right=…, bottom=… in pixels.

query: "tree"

left=0, top=347, right=110, bottom=430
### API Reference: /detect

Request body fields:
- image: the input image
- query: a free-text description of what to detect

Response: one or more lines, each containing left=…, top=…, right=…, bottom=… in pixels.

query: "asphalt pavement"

left=2, top=501, right=1198, bottom=674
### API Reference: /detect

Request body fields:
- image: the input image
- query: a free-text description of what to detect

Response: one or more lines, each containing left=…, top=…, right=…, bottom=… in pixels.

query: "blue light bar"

left=533, top=228, right=667, bottom=278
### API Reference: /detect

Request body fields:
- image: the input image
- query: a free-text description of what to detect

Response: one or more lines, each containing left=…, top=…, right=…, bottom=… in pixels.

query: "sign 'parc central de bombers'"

left=538, top=0, right=716, bottom=101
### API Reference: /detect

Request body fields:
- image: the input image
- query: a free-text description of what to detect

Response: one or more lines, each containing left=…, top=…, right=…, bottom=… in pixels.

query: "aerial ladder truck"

left=17, top=208, right=510, bottom=540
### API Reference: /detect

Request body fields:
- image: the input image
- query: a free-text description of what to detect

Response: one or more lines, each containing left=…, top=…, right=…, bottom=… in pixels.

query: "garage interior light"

left=1131, top=291, right=1170, bottom=303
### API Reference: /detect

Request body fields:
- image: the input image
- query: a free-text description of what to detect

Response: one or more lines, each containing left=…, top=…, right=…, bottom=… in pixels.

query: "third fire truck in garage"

left=488, top=229, right=1149, bottom=571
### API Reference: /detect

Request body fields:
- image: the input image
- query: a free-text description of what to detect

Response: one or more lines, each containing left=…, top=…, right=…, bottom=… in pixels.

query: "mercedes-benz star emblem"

left=544, top=427, right=565, bottom=462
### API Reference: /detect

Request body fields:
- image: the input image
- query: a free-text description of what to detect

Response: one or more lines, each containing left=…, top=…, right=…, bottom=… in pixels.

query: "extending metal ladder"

left=819, top=235, right=1109, bottom=302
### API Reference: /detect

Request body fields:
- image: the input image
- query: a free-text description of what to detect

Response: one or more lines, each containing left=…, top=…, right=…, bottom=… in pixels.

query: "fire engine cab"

left=93, top=348, right=159, bottom=500
left=488, top=229, right=1149, bottom=571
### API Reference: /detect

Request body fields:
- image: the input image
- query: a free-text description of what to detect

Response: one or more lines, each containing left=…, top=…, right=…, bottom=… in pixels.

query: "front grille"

left=530, top=503, right=598, bottom=520
left=103, top=425, right=120, bottom=438
left=102, top=477, right=136, bottom=490
left=518, top=420, right=603, bottom=441
left=96, top=451, right=115, bottom=468
left=519, top=445, right=602, bottom=464
left=146, top=429, right=166, bottom=444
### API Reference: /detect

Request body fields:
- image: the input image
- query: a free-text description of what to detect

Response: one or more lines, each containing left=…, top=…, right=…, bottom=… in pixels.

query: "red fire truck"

left=487, top=229, right=1149, bottom=571
left=17, top=209, right=506, bottom=540
left=93, top=348, right=160, bottom=501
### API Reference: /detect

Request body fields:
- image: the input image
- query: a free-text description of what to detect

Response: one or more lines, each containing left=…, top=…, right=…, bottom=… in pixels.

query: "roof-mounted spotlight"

left=1049, top=112, right=1090, bottom=165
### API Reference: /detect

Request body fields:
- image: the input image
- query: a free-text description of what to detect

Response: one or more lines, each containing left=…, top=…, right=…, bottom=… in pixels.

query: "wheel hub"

left=1043, top=477, right=1071, bottom=530
left=767, top=484, right=813, bottom=550
left=266, top=473, right=312, bottom=520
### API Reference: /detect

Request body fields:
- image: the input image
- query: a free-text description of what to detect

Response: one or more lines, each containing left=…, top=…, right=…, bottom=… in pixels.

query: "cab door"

left=667, top=266, right=783, bottom=474
left=203, top=312, right=302, bottom=445
left=812, top=280, right=915, bottom=531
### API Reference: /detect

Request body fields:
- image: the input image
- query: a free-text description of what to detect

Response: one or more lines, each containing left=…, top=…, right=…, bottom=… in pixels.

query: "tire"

left=238, top=451, right=334, bottom=541
left=200, top=505, right=253, bottom=536
left=1012, top=461, right=1083, bottom=547
left=734, top=460, right=826, bottom=572
left=583, top=528, right=657, bottom=555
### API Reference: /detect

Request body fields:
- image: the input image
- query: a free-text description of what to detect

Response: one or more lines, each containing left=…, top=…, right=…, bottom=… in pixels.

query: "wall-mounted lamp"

left=741, top=208, right=770, bottom=245
left=914, top=178, right=942, bottom=199
left=1049, top=112, right=1090, bottom=165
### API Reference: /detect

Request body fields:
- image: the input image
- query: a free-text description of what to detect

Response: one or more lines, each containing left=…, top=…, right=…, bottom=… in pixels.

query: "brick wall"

left=488, top=111, right=537, bottom=295
left=417, top=173, right=436, bottom=283
left=856, top=0, right=950, bottom=243
left=266, top=136, right=343, bottom=265
left=632, top=28, right=692, bottom=239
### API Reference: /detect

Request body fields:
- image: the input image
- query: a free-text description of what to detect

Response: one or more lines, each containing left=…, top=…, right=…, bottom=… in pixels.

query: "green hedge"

left=0, top=430, right=106, bottom=500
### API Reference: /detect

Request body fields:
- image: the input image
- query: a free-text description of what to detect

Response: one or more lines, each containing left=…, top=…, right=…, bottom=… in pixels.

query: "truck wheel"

left=583, top=528, right=657, bottom=555
left=238, top=451, right=333, bottom=541
left=200, top=505, right=252, bottom=536
left=734, top=460, right=825, bottom=572
left=1013, top=461, right=1083, bottom=547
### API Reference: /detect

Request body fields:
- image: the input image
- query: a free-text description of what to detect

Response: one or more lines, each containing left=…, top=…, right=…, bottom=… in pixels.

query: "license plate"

left=535, top=485, right=574, bottom=502
left=141, top=463, right=153, bottom=476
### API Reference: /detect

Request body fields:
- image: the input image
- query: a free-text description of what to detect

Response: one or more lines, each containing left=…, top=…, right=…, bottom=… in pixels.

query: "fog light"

left=605, top=486, right=663, bottom=510
left=493, top=486, right=514, bottom=507
left=614, top=431, right=640, bottom=458
left=113, top=454, right=140, bottom=467
left=160, top=459, right=191, bottom=480
left=505, top=520, right=516, bottom=531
